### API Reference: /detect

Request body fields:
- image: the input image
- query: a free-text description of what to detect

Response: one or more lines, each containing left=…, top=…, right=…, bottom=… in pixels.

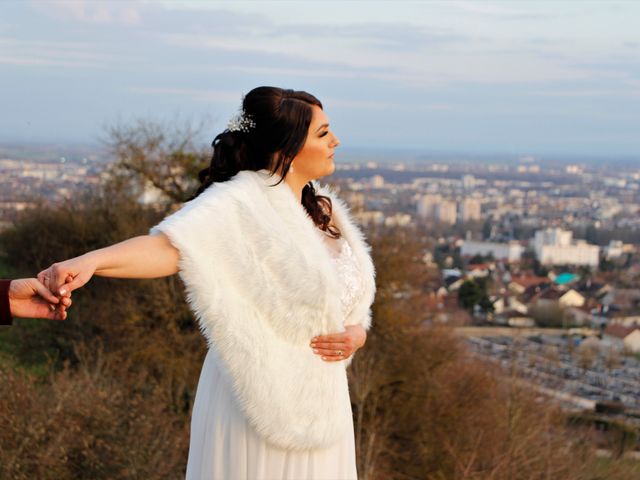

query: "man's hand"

left=9, top=278, right=72, bottom=321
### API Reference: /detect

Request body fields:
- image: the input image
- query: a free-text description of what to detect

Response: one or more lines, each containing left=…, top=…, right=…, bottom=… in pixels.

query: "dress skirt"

left=185, top=347, right=359, bottom=480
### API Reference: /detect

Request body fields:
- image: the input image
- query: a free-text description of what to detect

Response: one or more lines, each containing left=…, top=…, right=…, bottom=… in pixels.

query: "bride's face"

left=292, top=105, right=340, bottom=180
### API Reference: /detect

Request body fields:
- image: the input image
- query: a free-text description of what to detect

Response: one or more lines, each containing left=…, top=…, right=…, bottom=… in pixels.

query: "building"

left=602, top=325, right=640, bottom=353
left=533, top=228, right=599, bottom=268
left=416, top=194, right=440, bottom=218
left=459, top=198, right=481, bottom=222
left=462, top=174, right=476, bottom=189
left=384, top=213, right=412, bottom=227
left=492, top=295, right=528, bottom=315
left=604, top=240, right=625, bottom=259
left=370, top=175, right=385, bottom=188
left=460, top=240, right=524, bottom=262
left=529, top=287, right=586, bottom=310
left=508, top=275, right=550, bottom=295
left=436, top=200, right=457, bottom=225
left=354, top=210, right=384, bottom=227
left=416, top=194, right=456, bottom=224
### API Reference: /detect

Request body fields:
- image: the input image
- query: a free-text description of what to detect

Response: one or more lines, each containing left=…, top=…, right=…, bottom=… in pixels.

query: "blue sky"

left=1, top=0, right=639, bottom=158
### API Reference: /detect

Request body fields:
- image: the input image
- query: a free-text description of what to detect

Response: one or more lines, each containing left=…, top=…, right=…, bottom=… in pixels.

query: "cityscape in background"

left=2, top=141, right=640, bottom=453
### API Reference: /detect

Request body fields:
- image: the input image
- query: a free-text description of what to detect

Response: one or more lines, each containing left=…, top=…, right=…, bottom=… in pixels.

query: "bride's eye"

left=319, top=131, right=328, bottom=137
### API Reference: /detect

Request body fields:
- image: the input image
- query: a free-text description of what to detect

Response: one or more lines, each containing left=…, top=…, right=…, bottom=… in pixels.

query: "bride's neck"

left=269, top=160, right=309, bottom=204
left=284, top=174, right=308, bottom=204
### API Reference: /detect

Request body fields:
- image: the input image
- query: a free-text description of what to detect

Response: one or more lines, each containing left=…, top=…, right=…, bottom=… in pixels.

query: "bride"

left=39, top=86, right=376, bottom=480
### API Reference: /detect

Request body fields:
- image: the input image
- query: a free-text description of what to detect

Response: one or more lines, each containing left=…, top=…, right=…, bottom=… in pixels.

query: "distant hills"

left=0, top=141, right=637, bottom=168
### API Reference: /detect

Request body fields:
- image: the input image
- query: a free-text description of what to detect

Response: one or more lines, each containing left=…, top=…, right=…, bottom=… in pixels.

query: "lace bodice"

left=321, top=234, right=365, bottom=322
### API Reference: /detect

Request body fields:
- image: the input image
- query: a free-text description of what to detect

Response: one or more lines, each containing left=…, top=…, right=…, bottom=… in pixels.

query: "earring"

left=290, top=162, right=295, bottom=174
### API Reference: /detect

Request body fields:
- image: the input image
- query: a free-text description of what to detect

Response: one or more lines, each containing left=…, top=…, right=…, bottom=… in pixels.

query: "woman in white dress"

left=38, top=86, right=376, bottom=480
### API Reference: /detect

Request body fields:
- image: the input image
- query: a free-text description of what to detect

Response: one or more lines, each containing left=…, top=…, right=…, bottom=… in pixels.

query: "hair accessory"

left=227, top=95, right=256, bottom=133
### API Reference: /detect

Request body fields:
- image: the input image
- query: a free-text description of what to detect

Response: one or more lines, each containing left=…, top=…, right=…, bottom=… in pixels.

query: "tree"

left=482, top=219, right=492, bottom=240
left=103, top=117, right=211, bottom=205
left=458, top=279, right=493, bottom=314
left=599, top=257, right=615, bottom=272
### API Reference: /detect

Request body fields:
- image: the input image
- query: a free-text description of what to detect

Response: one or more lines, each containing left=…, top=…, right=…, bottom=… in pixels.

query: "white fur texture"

left=150, top=169, right=376, bottom=450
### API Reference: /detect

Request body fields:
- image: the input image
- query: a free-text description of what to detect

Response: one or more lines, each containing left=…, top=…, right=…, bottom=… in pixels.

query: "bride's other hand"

left=309, top=324, right=367, bottom=362
left=37, top=234, right=179, bottom=298
left=38, top=256, right=97, bottom=297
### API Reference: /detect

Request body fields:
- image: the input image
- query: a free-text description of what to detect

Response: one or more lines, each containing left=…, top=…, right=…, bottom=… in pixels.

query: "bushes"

left=0, top=342, right=190, bottom=479
left=350, top=228, right=640, bottom=479
left=0, top=162, right=205, bottom=478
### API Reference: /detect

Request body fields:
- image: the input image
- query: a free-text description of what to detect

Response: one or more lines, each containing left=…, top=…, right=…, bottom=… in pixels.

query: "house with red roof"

left=602, top=324, right=640, bottom=353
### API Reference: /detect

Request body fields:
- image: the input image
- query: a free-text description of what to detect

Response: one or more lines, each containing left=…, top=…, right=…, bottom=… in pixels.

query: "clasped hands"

left=30, top=256, right=94, bottom=320
left=9, top=257, right=89, bottom=321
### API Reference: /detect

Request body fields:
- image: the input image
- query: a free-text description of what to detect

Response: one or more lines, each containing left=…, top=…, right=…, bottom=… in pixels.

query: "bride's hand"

left=38, top=255, right=97, bottom=297
left=309, top=325, right=367, bottom=362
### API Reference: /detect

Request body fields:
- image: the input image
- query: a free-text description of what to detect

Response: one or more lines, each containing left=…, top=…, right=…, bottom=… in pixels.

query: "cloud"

left=26, top=1, right=620, bottom=88
left=0, top=37, right=104, bottom=68
left=160, top=32, right=401, bottom=79
left=0, top=54, right=103, bottom=69
left=447, top=1, right=553, bottom=20
left=151, top=6, right=602, bottom=88
left=529, top=89, right=640, bottom=98
left=126, top=86, right=241, bottom=103
left=0, top=36, right=137, bottom=69
left=30, top=0, right=141, bottom=26
left=126, top=87, right=456, bottom=114
left=268, top=22, right=469, bottom=52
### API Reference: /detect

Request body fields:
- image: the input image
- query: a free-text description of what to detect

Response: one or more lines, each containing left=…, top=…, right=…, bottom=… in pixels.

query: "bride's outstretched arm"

left=38, top=233, right=179, bottom=296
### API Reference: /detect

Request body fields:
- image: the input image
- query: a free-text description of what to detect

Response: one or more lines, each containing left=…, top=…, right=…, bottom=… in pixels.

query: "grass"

left=592, top=455, right=640, bottom=474
left=0, top=256, right=59, bottom=379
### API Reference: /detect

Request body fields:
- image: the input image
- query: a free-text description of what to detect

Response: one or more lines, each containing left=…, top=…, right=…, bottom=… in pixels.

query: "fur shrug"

left=150, top=168, right=376, bottom=450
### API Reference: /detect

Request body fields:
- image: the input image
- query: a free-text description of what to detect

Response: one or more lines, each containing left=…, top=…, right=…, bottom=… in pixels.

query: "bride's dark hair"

left=192, top=86, right=340, bottom=238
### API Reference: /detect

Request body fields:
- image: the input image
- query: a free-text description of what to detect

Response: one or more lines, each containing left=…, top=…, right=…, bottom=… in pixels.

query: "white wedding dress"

left=185, top=233, right=366, bottom=480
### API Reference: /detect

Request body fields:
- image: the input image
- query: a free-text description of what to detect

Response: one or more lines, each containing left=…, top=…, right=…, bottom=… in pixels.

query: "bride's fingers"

left=320, top=350, right=350, bottom=361
left=310, top=339, right=353, bottom=351
left=58, top=274, right=85, bottom=296
left=311, top=333, right=345, bottom=344
left=315, top=348, right=349, bottom=356
left=58, top=275, right=74, bottom=298
left=47, top=266, right=76, bottom=297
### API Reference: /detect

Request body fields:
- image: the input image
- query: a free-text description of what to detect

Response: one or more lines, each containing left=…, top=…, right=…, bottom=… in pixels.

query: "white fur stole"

left=150, top=169, right=376, bottom=450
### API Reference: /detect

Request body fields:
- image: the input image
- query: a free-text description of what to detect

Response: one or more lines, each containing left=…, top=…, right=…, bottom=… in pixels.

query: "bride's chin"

left=326, top=160, right=335, bottom=175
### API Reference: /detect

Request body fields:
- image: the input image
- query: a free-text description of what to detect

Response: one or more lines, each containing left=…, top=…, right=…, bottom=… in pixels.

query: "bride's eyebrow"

left=315, top=123, right=329, bottom=133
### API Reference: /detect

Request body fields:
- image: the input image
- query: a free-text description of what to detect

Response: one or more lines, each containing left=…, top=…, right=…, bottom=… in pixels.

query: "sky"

left=1, top=0, right=639, bottom=159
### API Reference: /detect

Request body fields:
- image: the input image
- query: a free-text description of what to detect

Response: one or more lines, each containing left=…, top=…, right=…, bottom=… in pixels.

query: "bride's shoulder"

left=192, top=170, right=260, bottom=202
